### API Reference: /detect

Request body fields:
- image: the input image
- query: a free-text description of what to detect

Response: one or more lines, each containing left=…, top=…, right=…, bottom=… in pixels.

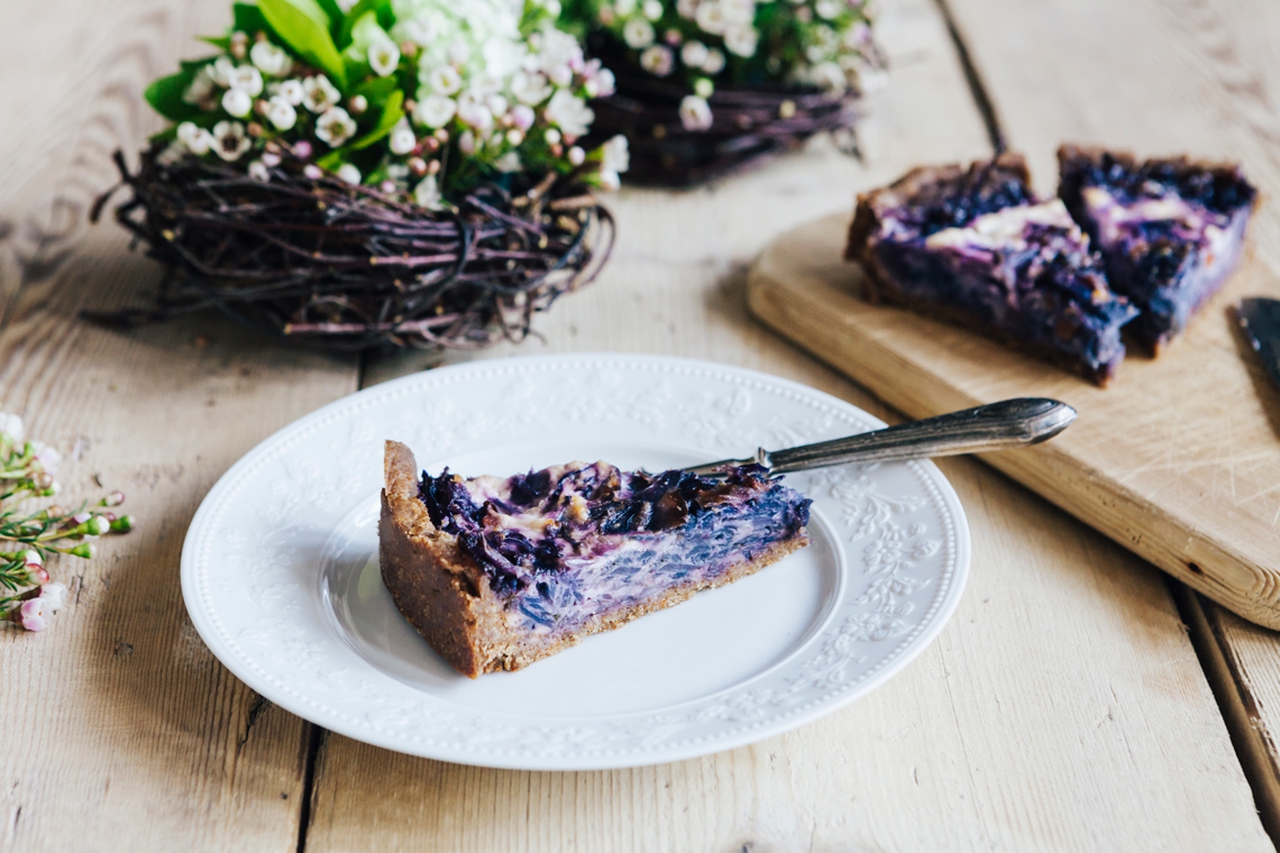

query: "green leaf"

left=313, top=0, right=343, bottom=29
left=144, top=68, right=201, bottom=121
left=349, top=89, right=404, bottom=150
left=353, top=75, right=398, bottom=102
left=232, top=2, right=271, bottom=35
left=337, top=0, right=392, bottom=48
left=199, top=35, right=232, bottom=50
left=316, top=150, right=346, bottom=170
left=257, top=0, right=347, bottom=87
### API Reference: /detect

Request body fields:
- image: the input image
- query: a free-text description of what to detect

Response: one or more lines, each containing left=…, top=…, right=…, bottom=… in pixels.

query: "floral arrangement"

left=561, top=0, right=883, bottom=184
left=0, top=414, right=133, bottom=633
left=94, top=0, right=625, bottom=350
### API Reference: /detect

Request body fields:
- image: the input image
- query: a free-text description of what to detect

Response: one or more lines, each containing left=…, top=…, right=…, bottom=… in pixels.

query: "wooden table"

left=4, top=0, right=1280, bottom=849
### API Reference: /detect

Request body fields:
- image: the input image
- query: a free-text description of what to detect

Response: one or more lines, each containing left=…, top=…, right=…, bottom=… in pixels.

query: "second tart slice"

left=846, top=153, right=1138, bottom=385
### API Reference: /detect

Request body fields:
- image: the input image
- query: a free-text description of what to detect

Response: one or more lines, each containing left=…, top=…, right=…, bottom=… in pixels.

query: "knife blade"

left=1237, top=298, right=1280, bottom=391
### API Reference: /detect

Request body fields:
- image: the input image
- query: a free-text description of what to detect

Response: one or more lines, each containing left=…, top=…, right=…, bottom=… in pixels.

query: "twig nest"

left=93, top=146, right=613, bottom=350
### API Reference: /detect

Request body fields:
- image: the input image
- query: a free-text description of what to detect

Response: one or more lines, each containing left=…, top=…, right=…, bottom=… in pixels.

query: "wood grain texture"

left=0, top=0, right=360, bottom=849
left=939, top=0, right=1280, bottom=835
left=301, top=0, right=1271, bottom=850
left=748, top=213, right=1280, bottom=626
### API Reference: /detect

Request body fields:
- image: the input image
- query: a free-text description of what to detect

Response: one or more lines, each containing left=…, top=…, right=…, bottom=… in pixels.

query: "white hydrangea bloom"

left=510, top=71, right=551, bottom=105
left=544, top=89, right=593, bottom=137
left=413, top=93, right=457, bottom=127
left=315, top=107, right=358, bottom=147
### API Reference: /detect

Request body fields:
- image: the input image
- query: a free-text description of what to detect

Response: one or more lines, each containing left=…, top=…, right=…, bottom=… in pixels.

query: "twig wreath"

left=94, top=0, right=627, bottom=350
left=563, top=0, right=884, bottom=185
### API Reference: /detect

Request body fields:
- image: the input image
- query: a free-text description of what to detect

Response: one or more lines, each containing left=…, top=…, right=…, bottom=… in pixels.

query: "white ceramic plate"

left=182, top=353, right=969, bottom=770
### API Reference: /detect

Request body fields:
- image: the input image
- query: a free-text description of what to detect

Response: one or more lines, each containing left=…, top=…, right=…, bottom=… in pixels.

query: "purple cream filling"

left=419, top=462, right=812, bottom=635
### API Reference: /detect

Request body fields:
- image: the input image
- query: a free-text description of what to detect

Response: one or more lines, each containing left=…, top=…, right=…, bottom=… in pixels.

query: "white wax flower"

left=724, top=24, right=758, bottom=57
left=426, top=65, right=463, bottom=96
left=248, top=160, right=270, bottom=182
left=177, top=121, right=204, bottom=153
left=302, top=75, right=341, bottom=113
left=275, top=79, right=305, bottom=106
left=640, top=45, right=674, bottom=76
left=456, top=92, right=495, bottom=132
left=209, top=56, right=236, bottom=86
left=809, top=61, right=847, bottom=91
left=511, top=71, right=551, bottom=105
left=389, top=119, right=417, bottom=155
left=681, top=39, right=709, bottom=68
left=679, top=94, right=713, bottom=130
left=695, top=2, right=727, bottom=35
left=413, top=93, right=457, bottom=128
left=221, top=87, right=253, bottom=118
left=414, top=175, right=442, bottom=209
left=623, top=17, right=655, bottom=48
left=510, top=103, right=536, bottom=130
left=250, top=42, right=292, bottom=77
left=720, top=0, right=755, bottom=24
left=494, top=151, right=522, bottom=172
left=183, top=68, right=215, bottom=105
left=566, top=145, right=585, bottom=166
left=702, top=47, right=726, bottom=73
left=815, top=0, right=842, bottom=19
left=42, top=583, right=68, bottom=611
left=265, top=96, right=297, bottom=131
left=337, top=163, right=362, bottom=184
left=600, top=134, right=630, bottom=176
left=544, top=89, right=593, bottom=137
left=458, top=129, right=478, bottom=155
left=643, top=0, right=664, bottom=20
left=315, top=107, right=357, bottom=147
left=227, top=64, right=264, bottom=96
left=676, top=0, right=699, bottom=17
left=212, top=121, right=250, bottom=160
left=0, top=412, right=23, bottom=442
left=369, top=40, right=401, bottom=77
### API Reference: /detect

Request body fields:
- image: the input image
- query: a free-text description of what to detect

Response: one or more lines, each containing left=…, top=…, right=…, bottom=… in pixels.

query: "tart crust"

left=380, top=440, right=808, bottom=678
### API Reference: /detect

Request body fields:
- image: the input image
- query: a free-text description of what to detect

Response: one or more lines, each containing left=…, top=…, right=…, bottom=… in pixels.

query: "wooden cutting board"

left=748, top=212, right=1280, bottom=628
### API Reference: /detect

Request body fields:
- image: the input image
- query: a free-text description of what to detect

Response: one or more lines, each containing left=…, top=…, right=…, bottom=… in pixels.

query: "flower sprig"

left=145, top=0, right=629, bottom=204
left=565, top=0, right=883, bottom=129
left=0, top=414, right=134, bottom=633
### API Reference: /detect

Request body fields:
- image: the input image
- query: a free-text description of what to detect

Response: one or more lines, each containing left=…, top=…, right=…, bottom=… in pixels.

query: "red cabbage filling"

left=418, top=462, right=812, bottom=633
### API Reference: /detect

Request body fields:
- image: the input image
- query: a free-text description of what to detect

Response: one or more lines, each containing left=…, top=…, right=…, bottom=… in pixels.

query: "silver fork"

left=686, top=398, right=1076, bottom=476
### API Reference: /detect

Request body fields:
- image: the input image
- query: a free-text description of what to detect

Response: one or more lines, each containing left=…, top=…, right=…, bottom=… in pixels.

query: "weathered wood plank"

left=302, top=0, right=1271, bottom=849
left=0, top=0, right=361, bottom=849
left=943, top=0, right=1280, bottom=839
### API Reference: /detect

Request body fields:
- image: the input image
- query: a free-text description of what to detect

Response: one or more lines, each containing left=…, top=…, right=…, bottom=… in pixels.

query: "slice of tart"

left=379, top=441, right=812, bottom=678
left=846, top=152, right=1139, bottom=385
left=1057, top=144, right=1257, bottom=353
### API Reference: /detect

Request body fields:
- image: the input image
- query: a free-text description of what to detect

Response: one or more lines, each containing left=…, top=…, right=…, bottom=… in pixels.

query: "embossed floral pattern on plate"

left=182, top=354, right=970, bottom=770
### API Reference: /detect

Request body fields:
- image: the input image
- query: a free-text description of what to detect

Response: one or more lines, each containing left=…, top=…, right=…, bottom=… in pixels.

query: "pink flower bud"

left=304, top=164, right=323, bottom=180
left=27, top=566, right=50, bottom=585
left=510, top=105, right=535, bottom=132
left=72, top=512, right=91, bottom=525
left=23, top=550, right=43, bottom=568
left=103, top=490, right=126, bottom=507
left=19, top=598, right=49, bottom=632
left=294, top=140, right=313, bottom=159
